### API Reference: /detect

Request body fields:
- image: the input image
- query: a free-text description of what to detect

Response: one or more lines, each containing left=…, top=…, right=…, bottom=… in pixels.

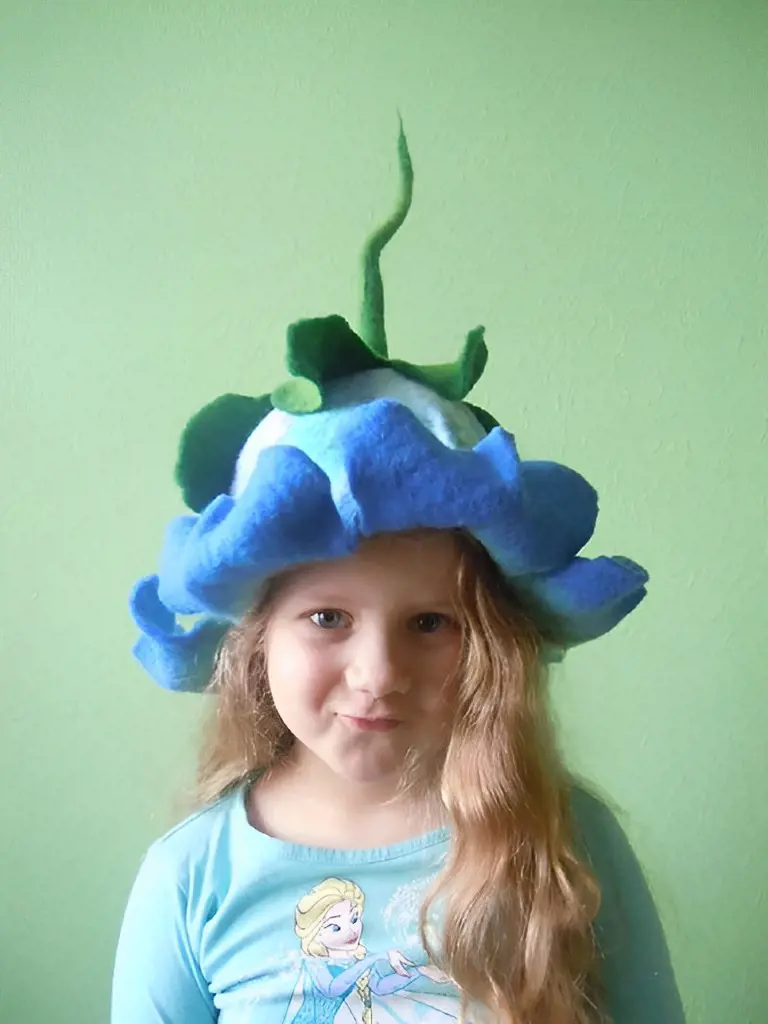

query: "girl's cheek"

left=294, top=648, right=344, bottom=705
left=268, top=630, right=320, bottom=676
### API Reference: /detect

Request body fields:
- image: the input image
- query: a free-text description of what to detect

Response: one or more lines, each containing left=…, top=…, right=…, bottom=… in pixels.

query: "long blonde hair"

left=196, top=530, right=606, bottom=1023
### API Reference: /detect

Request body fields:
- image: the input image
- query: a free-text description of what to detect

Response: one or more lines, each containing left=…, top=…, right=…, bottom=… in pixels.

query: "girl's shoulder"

left=569, top=783, right=686, bottom=1020
left=569, top=782, right=646, bottom=884
left=570, top=784, right=626, bottom=853
left=138, top=787, right=246, bottom=885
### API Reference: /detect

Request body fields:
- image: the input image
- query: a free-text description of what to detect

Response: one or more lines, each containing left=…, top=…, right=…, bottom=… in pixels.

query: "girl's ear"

left=175, top=392, right=273, bottom=512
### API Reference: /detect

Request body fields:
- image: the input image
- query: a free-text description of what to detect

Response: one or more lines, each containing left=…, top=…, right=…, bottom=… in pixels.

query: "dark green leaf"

left=175, top=393, right=273, bottom=512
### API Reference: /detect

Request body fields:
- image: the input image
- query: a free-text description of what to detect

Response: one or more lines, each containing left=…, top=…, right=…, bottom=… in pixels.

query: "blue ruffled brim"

left=130, top=400, right=648, bottom=691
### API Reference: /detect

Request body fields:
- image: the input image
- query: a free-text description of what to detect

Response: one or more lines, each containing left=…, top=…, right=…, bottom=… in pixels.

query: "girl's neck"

left=247, top=749, right=445, bottom=850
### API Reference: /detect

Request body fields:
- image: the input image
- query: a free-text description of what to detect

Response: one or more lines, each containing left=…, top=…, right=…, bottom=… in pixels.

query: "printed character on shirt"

left=283, top=876, right=454, bottom=1023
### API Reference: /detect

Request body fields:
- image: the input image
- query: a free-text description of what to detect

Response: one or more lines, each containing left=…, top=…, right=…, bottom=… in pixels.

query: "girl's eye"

left=328, top=924, right=341, bottom=933
left=310, top=610, right=348, bottom=630
left=414, top=612, right=451, bottom=634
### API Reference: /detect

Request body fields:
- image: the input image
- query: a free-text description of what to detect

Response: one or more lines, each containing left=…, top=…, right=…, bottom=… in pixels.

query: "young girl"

left=113, top=126, right=686, bottom=1023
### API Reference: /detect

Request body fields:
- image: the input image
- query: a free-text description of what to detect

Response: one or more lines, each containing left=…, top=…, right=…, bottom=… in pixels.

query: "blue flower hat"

left=130, top=123, right=648, bottom=692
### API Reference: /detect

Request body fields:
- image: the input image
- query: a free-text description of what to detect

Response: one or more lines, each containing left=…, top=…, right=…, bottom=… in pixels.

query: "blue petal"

left=514, top=556, right=649, bottom=645
left=130, top=575, right=230, bottom=692
left=333, top=403, right=597, bottom=573
left=157, top=445, right=351, bottom=619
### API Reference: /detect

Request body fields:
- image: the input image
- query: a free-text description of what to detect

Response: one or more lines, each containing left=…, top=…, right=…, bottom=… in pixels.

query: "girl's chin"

left=335, top=751, right=404, bottom=783
left=325, top=742, right=404, bottom=782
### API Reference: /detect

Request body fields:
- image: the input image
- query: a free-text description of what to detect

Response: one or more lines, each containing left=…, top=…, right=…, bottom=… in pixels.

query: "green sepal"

left=270, top=316, right=387, bottom=412
left=285, top=316, right=385, bottom=381
left=270, top=378, right=323, bottom=414
left=270, top=317, right=488, bottom=413
left=175, top=392, right=273, bottom=512
left=391, top=326, right=487, bottom=402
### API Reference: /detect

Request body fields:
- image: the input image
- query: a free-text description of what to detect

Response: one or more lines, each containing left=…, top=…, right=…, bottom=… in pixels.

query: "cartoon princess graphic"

left=282, top=877, right=459, bottom=1023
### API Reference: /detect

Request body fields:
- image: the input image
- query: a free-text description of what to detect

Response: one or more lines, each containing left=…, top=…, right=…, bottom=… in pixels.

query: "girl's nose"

left=344, top=628, right=410, bottom=697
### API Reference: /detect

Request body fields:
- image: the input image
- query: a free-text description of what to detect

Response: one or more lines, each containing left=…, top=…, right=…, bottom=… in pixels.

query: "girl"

left=113, top=126, right=686, bottom=1023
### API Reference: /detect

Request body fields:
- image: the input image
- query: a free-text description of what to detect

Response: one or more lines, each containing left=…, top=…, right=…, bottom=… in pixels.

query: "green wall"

left=3, top=4, right=766, bottom=1021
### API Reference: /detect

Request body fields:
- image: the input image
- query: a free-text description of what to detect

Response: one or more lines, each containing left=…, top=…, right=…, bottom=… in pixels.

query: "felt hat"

left=130, top=124, right=648, bottom=692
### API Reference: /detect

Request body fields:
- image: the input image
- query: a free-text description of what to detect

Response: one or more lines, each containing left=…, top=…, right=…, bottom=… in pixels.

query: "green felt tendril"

left=360, top=116, right=414, bottom=359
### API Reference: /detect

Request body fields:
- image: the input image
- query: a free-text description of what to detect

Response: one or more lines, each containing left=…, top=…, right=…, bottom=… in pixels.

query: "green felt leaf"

left=270, top=316, right=387, bottom=412
left=285, top=316, right=386, bottom=385
left=391, top=326, right=487, bottom=402
left=175, top=393, right=273, bottom=512
left=270, top=377, right=323, bottom=414
left=268, top=316, right=492, bottom=420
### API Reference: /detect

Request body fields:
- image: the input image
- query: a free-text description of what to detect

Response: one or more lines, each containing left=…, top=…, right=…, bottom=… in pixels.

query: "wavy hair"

left=196, top=531, right=606, bottom=1023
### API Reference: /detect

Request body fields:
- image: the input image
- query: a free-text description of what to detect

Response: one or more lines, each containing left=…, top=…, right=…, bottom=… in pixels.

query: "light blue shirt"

left=111, top=785, right=685, bottom=1023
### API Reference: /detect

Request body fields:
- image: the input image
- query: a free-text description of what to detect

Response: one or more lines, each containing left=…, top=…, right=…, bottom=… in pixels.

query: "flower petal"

left=130, top=575, right=230, bottom=692
left=514, top=556, right=649, bottom=645
left=157, top=445, right=351, bottom=620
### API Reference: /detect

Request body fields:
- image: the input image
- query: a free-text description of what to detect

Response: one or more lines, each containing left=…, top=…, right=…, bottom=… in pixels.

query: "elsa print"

left=282, top=877, right=454, bottom=1023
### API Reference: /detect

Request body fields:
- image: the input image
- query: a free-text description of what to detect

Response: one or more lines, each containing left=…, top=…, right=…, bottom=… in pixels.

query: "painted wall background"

left=2, top=3, right=766, bottom=1022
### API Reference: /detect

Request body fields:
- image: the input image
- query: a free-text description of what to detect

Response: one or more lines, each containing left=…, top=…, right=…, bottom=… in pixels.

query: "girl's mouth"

left=341, top=716, right=401, bottom=732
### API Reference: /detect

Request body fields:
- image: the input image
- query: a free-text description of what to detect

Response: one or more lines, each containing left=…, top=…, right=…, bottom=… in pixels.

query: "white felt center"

left=231, top=368, right=486, bottom=499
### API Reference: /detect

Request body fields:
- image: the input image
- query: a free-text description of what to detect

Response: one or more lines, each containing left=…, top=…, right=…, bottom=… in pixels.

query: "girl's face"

left=264, top=532, right=463, bottom=786
left=317, top=898, right=363, bottom=956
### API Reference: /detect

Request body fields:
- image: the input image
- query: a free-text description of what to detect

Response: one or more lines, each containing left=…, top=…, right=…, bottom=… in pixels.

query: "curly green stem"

left=360, top=116, right=414, bottom=358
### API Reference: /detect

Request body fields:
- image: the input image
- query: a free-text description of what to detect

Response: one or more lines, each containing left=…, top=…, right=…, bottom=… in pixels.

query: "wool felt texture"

left=132, top=393, right=648, bottom=692
left=130, top=122, right=649, bottom=692
left=177, top=317, right=489, bottom=513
